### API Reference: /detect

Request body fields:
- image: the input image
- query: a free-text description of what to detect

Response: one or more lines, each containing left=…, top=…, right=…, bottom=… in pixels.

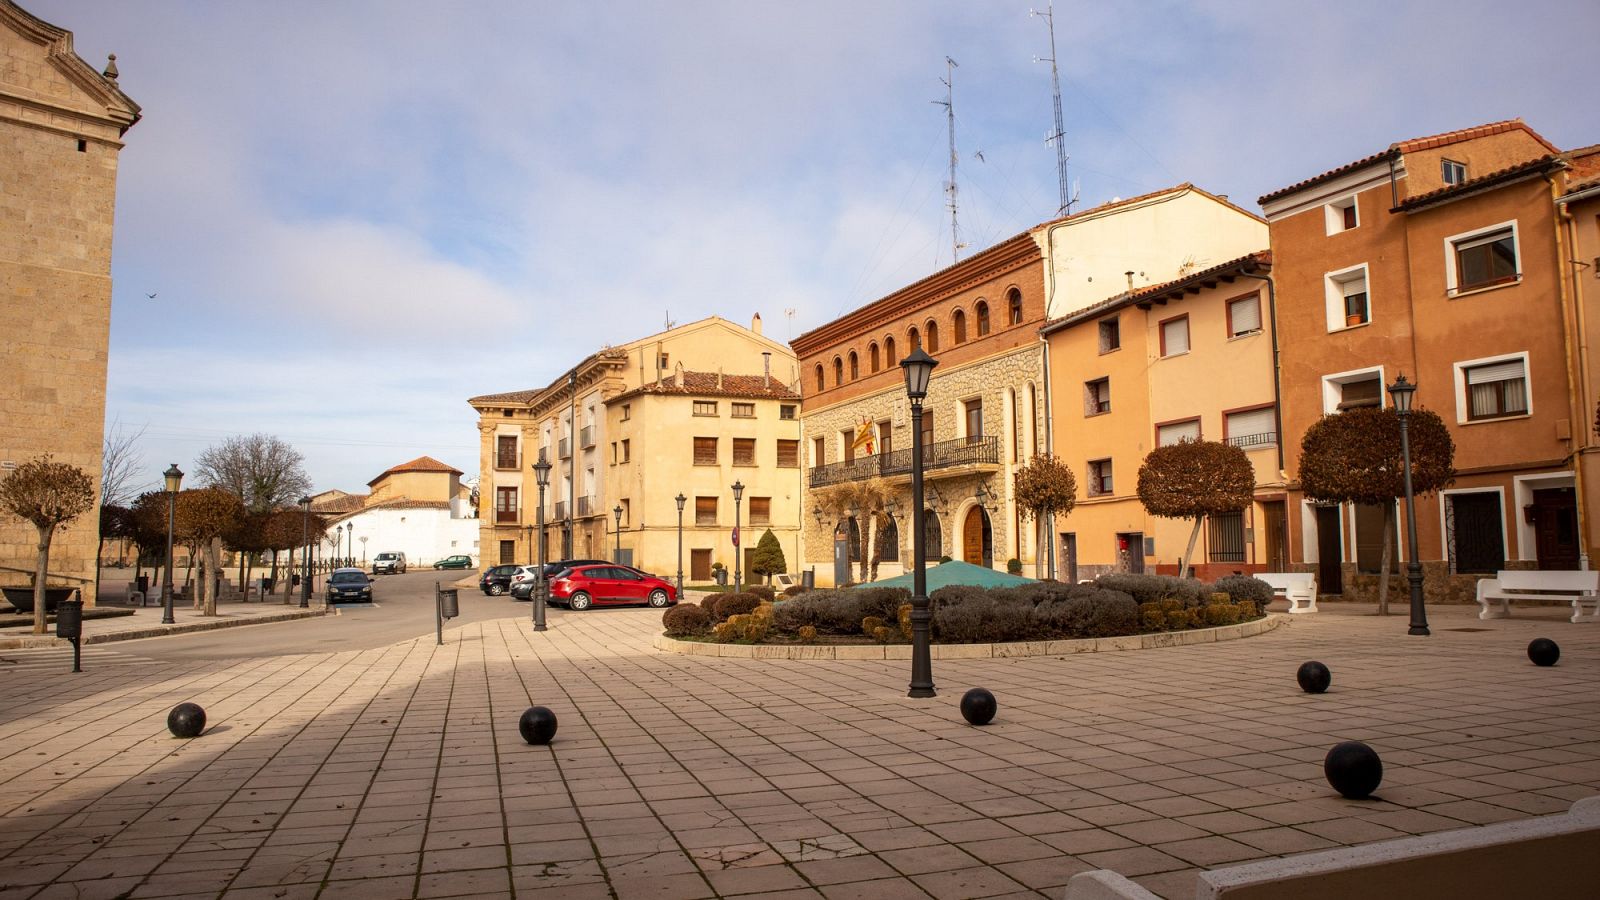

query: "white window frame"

left=1320, top=365, right=1387, bottom=415
left=1452, top=351, right=1531, bottom=425
left=1324, top=263, right=1370, bottom=332
left=1324, top=195, right=1359, bottom=235
left=1442, top=158, right=1467, bottom=185
left=1444, top=219, right=1521, bottom=296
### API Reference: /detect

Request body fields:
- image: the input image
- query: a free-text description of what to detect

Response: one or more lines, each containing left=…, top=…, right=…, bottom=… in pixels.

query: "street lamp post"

left=901, top=347, right=938, bottom=698
left=532, top=450, right=551, bottom=632
left=299, top=496, right=312, bottom=608
left=613, top=504, right=624, bottom=563
left=343, top=523, right=352, bottom=566
left=160, top=464, right=183, bottom=625
left=674, top=493, right=686, bottom=594
left=731, top=480, right=744, bottom=593
left=1388, top=374, right=1429, bottom=636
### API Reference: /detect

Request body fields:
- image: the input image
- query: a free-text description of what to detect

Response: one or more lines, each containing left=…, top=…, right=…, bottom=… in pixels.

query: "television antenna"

left=1031, top=3, right=1077, bottom=215
left=932, top=56, right=966, bottom=264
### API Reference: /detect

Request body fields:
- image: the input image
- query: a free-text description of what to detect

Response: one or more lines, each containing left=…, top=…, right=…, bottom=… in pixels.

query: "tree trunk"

left=205, top=537, right=222, bottom=616
left=859, top=517, right=872, bottom=584
left=283, top=547, right=295, bottom=605
left=194, top=551, right=206, bottom=611
left=32, top=523, right=55, bottom=635
left=1376, top=508, right=1395, bottom=616
left=268, top=553, right=279, bottom=595
left=1179, top=517, right=1204, bottom=579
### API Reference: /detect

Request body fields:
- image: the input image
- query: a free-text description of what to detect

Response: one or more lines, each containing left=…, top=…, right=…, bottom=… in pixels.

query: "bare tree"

left=100, top=419, right=146, bottom=510
left=0, top=456, right=96, bottom=634
left=194, top=434, right=312, bottom=514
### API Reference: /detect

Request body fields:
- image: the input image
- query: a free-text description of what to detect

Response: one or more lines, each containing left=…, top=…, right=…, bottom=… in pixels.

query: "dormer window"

left=1326, top=196, right=1358, bottom=234
left=1442, top=159, right=1467, bottom=185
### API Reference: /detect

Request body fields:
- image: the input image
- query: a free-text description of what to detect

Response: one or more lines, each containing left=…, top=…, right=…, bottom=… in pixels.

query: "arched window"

left=833, top=356, right=844, bottom=386
left=952, top=309, right=967, bottom=344
left=925, top=320, right=940, bottom=353
left=976, top=300, right=990, bottom=336
left=848, top=351, right=859, bottom=380
left=885, top=336, right=898, bottom=366
left=1008, top=288, right=1023, bottom=325
left=908, top=326, right=921, bottom=351
left=869, top=342, right=880, bottom=373
left=814, top=364, right=824, bottom=392
left=877, top=514, right=900, bottom=562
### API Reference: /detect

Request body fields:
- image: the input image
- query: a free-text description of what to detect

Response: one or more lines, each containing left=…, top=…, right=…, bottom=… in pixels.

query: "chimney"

left=1125, top=271, right=1135, bottom=291
left=674, top=362, right=684, bottom=388
left=762, top=351, right=772, bottom=388
left=751, top=312, right=762, bottom=335
left=716, top=367, right=724, bottom=390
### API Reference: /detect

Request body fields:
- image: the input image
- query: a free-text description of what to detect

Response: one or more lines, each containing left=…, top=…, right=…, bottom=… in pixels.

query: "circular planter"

left=1, top=586, right=77, bottom=614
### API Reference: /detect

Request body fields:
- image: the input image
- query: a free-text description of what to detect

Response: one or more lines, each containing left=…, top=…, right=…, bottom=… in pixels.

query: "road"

left=111, top=569, right=551, bottom=659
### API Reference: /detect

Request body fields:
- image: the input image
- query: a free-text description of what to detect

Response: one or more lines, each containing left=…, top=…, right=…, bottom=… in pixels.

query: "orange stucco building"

left=1260, top=120, right=1595, bottom=601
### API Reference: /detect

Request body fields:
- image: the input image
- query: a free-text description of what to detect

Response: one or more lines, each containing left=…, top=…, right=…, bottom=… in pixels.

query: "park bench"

left=1255, top=572, right=1317, bottom=614
left=1475, top=569, right=1599, bottom=623
left=1063, top=796, right=1600, bottom=899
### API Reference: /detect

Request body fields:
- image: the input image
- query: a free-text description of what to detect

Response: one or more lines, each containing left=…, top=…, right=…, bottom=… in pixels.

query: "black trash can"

left=438, top=588, right=459, bottom=619
left=55, top=599, right=83, bottom=640
left=135, top=575, right=150, bottom=596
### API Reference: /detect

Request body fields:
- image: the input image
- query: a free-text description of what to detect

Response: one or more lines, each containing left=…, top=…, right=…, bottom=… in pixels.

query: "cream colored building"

left=0, top=2, right=138, bottom=602
left=468, top=316, right=799, bottom=577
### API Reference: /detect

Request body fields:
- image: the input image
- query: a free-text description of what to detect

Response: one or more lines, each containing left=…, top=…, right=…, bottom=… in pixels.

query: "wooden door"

left=690, top=549, right=712, bottom=581
left=963, top=507, right=984, bottom=564
left=1062, top=533, right=1078, bottom=583
left=1261, top=502, right=1287, bottom=572
left=1315, top=505, right=1343, bottom=595
left=1532, top=488, right=1579, bottom=570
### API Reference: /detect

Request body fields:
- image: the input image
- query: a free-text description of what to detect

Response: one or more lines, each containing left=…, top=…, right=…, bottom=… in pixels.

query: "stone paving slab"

left=0, top=603, right=329, bottom=650
left=0, top=603, right=1594, bottom=898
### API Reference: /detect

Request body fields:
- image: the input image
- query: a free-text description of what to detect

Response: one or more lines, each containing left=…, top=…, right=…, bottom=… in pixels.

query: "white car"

left=372, top=552, right=407, bottom=575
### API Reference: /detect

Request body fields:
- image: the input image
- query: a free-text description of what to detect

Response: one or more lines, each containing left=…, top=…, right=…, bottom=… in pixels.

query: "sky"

left=36, top=0, right=1599, bottom=496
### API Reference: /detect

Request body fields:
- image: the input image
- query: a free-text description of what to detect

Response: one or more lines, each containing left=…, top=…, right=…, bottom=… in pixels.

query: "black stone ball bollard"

left=167, top=702, right=206, bottom=738
left=1297, top=661, right=1332, bottom=694
left=1527, top=638, right=1560, bottom=667
left=519, top=706, right=558, bottom=745
left=1324, top=741, right=1383, bottom=799
left=959, top=688, right=997, bottom=726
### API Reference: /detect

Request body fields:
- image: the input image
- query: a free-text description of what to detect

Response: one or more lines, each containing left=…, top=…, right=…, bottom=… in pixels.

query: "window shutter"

left=1227, top=407, right=1275, bottom=438
left=1158, top=420, right=1201, bottom=446
left=1230, top=298, right=1261, bottom=334
left=1466, top=360, right=1524, bottom=384
left=1341, top=277, right=1366, bottom=298
left=1163, top=319, right=1189, bottom=355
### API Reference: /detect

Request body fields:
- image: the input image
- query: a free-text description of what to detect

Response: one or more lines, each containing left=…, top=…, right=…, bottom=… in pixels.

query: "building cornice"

left=0, top=1, right=140, bottom=132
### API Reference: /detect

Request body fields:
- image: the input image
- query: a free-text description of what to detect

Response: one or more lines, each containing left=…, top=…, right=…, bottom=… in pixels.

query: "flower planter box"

left=1, top=586, right=77, bottom=614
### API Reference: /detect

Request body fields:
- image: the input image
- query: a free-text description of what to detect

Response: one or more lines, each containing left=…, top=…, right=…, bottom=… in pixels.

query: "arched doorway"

left=962, top=506, right=993, bottom=567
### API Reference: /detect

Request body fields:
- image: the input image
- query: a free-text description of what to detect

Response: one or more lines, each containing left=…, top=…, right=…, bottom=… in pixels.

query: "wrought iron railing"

left=554, top=501, right=569, bottom=520
left=1226, top=431, right=1277, bottom=449
left=577, top=495, right=594, bottom=517
left=809, top=435, right=1000, bottom=488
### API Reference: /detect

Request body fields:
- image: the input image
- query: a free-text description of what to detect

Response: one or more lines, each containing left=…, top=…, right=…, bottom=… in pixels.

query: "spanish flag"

left=851, top=419, right=876, bottom=455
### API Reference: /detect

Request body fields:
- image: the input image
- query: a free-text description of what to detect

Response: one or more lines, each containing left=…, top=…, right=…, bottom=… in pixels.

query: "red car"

left=549, top=564, right=677, bottom=611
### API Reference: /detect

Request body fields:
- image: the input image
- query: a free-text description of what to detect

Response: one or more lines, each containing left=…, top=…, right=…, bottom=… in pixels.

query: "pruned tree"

left=815, top=477, right=894, bottom=581
left=194, top=434, right=311, bottom=514
left=223, top=511, right=270, bottom=593
left=1014, top=453, right=1078, bottom=577
left=100, top=419, right=146, bottom=510
left=129, top=490, right=170, bottom=585
left=749, top=529, right=787, bottom=583
left=173, top=487, right=245, bottom=615
left=1137, top=440, right=1256, bottom=579
left=0, top=456, right=96, bottom=634
left=1299, top=406, right=1455, bottom=615
left=261, top=507, right=325, bottom=599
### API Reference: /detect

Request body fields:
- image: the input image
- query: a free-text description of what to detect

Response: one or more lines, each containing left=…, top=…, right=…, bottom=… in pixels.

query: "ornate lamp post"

left=613, top=504, right=624, bottom=562
left=901, top=346, right=938, bottom=697
left=731, top=480, right=744, bottom=593
left=299, top=496, right=312, bottom=608
left=343, top=522, right=352, bottom=566
left=1388, top=374, right=1429, bottom=636
left=532, top=449, right=551, bottom=632
left=160, top=464, right=183, bottom=625
left=674, top=493, right=686, bottom=594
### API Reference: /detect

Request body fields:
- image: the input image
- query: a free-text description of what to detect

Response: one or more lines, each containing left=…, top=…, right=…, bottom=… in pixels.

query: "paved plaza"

left=0, top=603, right=1595, bottom=899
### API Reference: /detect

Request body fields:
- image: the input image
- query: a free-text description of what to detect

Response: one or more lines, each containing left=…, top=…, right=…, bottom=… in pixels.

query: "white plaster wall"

left=318, top=508, right=481, bottom=567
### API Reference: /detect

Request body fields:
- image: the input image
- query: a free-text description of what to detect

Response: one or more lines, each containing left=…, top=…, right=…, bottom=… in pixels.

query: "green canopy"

left=855, top=560, right=1036, bottom=591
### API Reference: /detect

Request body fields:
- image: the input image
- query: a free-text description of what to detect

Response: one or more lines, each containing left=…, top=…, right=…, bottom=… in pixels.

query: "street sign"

left=731, top=526, right=740, bottom=547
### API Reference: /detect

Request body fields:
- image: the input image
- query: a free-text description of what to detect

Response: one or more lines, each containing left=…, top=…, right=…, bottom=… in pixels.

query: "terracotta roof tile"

left=1040, top=250, right=1272, bottom=335
left=609, top=371, right=799, bottom=403
left=376, top=456, right=461, bottom=477
left=1259, top=119, right=1557, bottom=206
left=311, top=494, right=368, bottom=513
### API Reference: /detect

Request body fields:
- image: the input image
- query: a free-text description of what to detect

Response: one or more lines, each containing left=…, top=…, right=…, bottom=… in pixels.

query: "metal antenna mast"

left=932, top=56, right=965, bottom=263
left=1032, top=3, right=1075, bottom=215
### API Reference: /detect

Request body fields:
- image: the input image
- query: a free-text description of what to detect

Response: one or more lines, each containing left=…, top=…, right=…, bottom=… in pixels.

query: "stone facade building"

left=0, top=2, right=138, bottom=602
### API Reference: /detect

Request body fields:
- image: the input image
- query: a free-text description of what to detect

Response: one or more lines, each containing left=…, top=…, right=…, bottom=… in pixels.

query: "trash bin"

left=714, top=569, right=728, bottom=586
left=438, top=588, right=459, bottom=619
left=55, top=599, right=83, bottom=640
left=291, top=574, right=301, bottom=587
left=802, top=569, right=815, bottom=590
left=136, top=574, right=150, bottom=596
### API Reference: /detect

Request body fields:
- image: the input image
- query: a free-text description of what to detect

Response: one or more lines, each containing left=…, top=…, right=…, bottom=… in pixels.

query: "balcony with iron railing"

left=576, top=495, right=595, bottom=517
left=558, top=438, right=571, bottom=459
left=809, top=435, right=1000, bottom=488
left=580, top=425, right=594, bottom=449
left=554, top=500, right=569, bottom=520
left=1226, top=431, right=1277, bottom=449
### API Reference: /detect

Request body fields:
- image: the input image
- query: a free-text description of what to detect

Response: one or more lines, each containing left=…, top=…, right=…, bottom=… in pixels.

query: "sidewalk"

left=0, top=602, right=1593, bottom=898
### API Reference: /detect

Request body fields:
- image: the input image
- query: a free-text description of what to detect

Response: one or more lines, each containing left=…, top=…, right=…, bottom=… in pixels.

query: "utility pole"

left=1032, top=3, right=1076, bottom=216
left=932, top=56, right=964, bottom=264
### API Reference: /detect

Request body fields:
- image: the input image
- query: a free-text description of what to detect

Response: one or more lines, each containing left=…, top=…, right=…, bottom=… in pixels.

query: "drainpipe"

left=1236, top=263, right=1285, bottom=475
left=1038, top=328, right=1056, bottom=579
left=1551, top=174, right=1591, bottom=570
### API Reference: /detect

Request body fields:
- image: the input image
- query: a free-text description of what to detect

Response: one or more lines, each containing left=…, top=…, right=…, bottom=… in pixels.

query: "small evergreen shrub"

left=861, top=616, right=886, bottom=636
left=716, top=592, right=762, bottom=620
left=1209, top=574, right=1274, bottom=613
left=1007, top=558, right=1023, bottom=574
left=783, top=584, right=808, bottom=597
left=701, top=596, right=723, bottom=621
left=748, top=584, right=776, bottom=602
left=1096, top=573, right=1205, bottom=605
left=797, top=625, right=817, bottom=642
left=871, top=625, right=895, bottom=643
left=662, top=604, right=711, bottom=637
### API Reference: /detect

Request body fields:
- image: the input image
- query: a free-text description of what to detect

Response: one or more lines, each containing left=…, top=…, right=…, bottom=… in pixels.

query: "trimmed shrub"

left=1209, top=574, right=1274, bottom=614
left=897, top=603, right=912, bottom=640
left=1033, top=590, right=1139, bottom=637
left=1096, top=573, right=1205, bottom=605
left=861, top=616, right=885, bottom=636
left=797, top=625, right=817, bottom=642
left=934, top=595, right=1036, bottom=643
left=662, top=604, right=711, bottom=637
left=770, top=587, right=911, bottom=636
left=715, top=592, right=762, bottom=620
left=1203, top=602, right=1242, bottom=627
left=1006, top=558, right=1023, bottom=574
left=872, top=625, right=896, bottom=643
left=701, top=596, right=723, bottom=621
left=783, top=584, right=808, bottom=597
left=748, top=584, right=776, bottom=602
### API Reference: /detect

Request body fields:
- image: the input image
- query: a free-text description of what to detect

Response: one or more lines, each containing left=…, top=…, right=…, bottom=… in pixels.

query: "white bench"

left=1256, top=572, right=1317, bottom=614
left=1064, top=796, right=1600, bottom=900
left=1476, top=569, right=1599, bottom=623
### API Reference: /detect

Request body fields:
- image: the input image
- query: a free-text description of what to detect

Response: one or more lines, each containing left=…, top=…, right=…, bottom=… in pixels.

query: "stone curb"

left=652, top=613, right=1289, bottom=660
left=0, top=607, right=331, bottom=650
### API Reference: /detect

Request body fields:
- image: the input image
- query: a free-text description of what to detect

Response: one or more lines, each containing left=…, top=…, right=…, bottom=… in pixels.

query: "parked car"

left=326, top=568, right=373, bottom=603
left=510, top=559, right=612, bottom=600
left=479, top=564, right=523, bottom=595
left=372, top=551, right=407, bottom=574
left=549, top=564, right=677, bottom=611
left=433, top=555, right=473, bottom=570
